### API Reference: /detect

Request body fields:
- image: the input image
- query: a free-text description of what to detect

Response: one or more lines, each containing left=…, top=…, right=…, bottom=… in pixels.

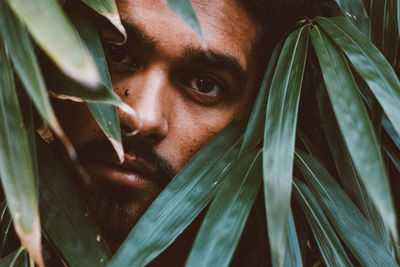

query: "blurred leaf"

left=283, top=210, right=303, bottom=267
left=0, top=201, right=12, bottom=257
left=0, top=37, right=43, bottom=267
left=295, top=151, right=398, bottom=266
left=80, top=0, right=126, bottom=40
left=36, top=137, right=111, bottom=267
left=316, top=17, right=400, bottom=169
left=294, top=179, right=353, bottom=267
left=371, top=0, right=398, bottom=65
left=317, top=85, right=394, bottom=253
left=334, top=0, right=370, bottom=36
left=310, top=25, right=396, bottom=245
left=165, top=0, right=203, bottom=40
left=6, top=0, right=100, bottom=87
left=0, top=248, right=25, bottom=267
left=69, top=5, right=123, bottom=162
left=185, top=150, right=262, bottom=267
left=0, top=1, right=59, bottom=131
left=263, top=25, right=309, bottom=267
left=109, top=123, right=243, bottom=267
left=240, top=41, right=283, bottom=153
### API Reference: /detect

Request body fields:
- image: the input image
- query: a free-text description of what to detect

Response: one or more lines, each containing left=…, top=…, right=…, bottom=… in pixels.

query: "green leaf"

left=295, top=151, right=398, bottom=267
left=282, top=210, right=303, bottom=267
left=108, top=123, right=243, bottom=267
left=69, top=5, right=123, bottom=162
left=334, top=0, right=370, bottom=36
left=185, top=150, right=262, bottom=267
left=80, top=0, right=126, bottom=40
left=165, top=0, right=203, bottom=40
left=263, top=25, right=309, bottom=267
left=315, top=17, right=400, bottom=165
left=0, top=201, right=12, bottom=257
left=293, top=179, right=353, bottom=267
left=240, top=41, right=283, bottom=153
left=36, top=138, right=111, bottom=267
left=310, top=25, right=396, bottom=243
left=316, top=85, right=394, bottom=253
left=0, top=248, right=25, bottom=267
left=371, top=0, right=398, bottom=65
left=6, top=0, right=100, bottom=87
left=0, top=36, right=43, bottom=267
left=0, top=1, right=58, bottom=131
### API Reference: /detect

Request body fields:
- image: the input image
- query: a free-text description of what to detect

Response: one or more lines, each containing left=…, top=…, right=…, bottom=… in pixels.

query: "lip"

left=83, top=153, right=160, bottom=188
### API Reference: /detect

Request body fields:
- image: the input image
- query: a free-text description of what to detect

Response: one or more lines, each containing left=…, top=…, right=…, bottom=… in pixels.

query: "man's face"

left=54, top=0, right=260, bottom=250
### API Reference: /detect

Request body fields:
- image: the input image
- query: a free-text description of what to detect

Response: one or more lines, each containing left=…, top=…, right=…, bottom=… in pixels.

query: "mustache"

left=76, top=137, right=175, bottom=185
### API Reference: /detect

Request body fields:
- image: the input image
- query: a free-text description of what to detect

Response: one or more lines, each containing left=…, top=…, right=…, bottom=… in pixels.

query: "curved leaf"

left=0, top=1, right=58, bottom=130
left=334, top=0, right=370, bottom=36
left=315, top=17, right=400, bottom=172
left=240, top=41, right=283, bottom=153
left=310, top=25, right=396, bottom=243
left=37, top=138, right=111, bottom=267
left=0, top=38, right=43, bottom=267
left=293, top=179, right=353, bottom=267
left=6, top=0, right=100, bottom=87
left=165, top=0, right=203, bottom=40
left=108, top=123, right=243, bottom=267
left=80, top=0, right=126, bottom=40
left=69, top=5, right=123, bottom=162
left=263, top=25, right=309, bottom=267
left=185, top=150, right=262, bottom=267
left=295, top=151, right=398, bottom=267
left=283, top=210, right=303, bottom=267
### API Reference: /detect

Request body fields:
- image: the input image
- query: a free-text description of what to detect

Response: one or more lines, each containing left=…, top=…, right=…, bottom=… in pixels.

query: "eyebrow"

left=121, top=19, right=247, bottom=86
left=177, top=47, right=247, bottom=85
left=121, top=19, right=157, bottom=52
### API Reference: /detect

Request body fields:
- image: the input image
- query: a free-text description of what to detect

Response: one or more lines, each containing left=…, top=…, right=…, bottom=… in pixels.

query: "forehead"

left=115, top=0, right=258, bottom=69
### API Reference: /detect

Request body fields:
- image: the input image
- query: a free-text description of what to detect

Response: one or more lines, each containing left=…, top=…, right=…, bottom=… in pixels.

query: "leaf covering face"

left=53, top=0, right=261, bottom=252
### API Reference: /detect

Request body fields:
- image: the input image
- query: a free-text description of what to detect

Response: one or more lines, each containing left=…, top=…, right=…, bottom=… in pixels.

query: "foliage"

left=0, top=0, right=400, bottom=266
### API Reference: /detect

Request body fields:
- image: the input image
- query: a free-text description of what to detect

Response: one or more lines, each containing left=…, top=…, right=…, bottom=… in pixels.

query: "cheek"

left=52, top=100, right=103, bottom=147
left=158, top=107, right=232, bottom=172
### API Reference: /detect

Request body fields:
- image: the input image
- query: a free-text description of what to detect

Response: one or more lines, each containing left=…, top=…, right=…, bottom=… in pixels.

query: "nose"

left=118, top=68, right=169, bottom=144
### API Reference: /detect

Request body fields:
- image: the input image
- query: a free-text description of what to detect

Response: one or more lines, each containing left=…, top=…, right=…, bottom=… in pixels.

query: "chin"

left=80, top=172, right=164, bottom=252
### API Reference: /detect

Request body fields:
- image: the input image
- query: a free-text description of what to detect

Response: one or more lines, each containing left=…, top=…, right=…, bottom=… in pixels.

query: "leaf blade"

left=310, top=25, right=396, bottom=243
left=263, top=25, right=309, bottom=267
left=0, top=37, right=43, bottom=267
left=6, top=0, right=100, bottom=87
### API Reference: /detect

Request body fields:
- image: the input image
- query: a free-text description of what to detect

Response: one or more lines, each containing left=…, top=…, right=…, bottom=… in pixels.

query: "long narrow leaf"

left=0, top=248, right=25, bottom=267
left=334, top=0, right=370, bottom=36
left=371, top=0, right=398, bottom=65
left=263, top=25, right=309, bottom=267
left=108, top=123, right=244, bottom=267
left=69, top=5, right=123, bottom=162
left=165, top=0, right=203, bottom=40
left=316, top=85, right=393, bottom=253
left=80, top=0, right=126, bottom=40
left=310, top=25, right=396, bottom=243
left=282, top=210, right=303, bottom=267
left=240, top=41, right=283, bottom=153
left=0, top=1, right=58, bottom=131
left=293, top=179, right=353, bottom=267
left=185, top=150, right=262, bottom=267
left=0, top=38, right=43, bottom=266
left=6, top=0, right=100, bottom=87
left=295, top=151, right=398, bottom=266
left=36, top=138, right=111, bottom=267
left=316, top=17, right=400, bottom=167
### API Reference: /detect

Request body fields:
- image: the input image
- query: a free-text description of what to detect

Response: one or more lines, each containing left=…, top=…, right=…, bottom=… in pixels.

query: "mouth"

left=83, top=153, right=163, bottom=188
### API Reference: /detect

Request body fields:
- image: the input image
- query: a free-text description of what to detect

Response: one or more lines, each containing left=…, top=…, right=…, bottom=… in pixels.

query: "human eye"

left=104, top=42, right=140, bottom=73
left=181, top=74, right=225, bottom=105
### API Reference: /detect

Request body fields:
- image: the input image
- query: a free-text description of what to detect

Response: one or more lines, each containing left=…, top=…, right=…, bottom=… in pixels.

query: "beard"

left=73, top=137, right=175, bottom=251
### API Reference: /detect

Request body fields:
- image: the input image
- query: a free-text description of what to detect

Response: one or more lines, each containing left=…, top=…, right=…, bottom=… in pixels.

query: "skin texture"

left=53, top=0, right=261, bottom=255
